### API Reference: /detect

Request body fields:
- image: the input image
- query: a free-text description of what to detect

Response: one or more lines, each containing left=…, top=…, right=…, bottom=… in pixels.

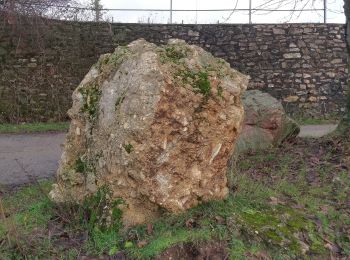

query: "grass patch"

left=0, top=181, right=55, bottom=258
left=177, top=69, right=212, bottom=102
left=234, top=134, right=350, bottom=258
left=0, top=182, right=124, bottom=258
left=0, top=178, right=331, bottom=258
left=0, top=132, right=349, bottom=258
left=79, top=82, right=102, bottom=123
left=159, top=45, right=189, bottom=64
left=0, top=122, right=69, bottom=134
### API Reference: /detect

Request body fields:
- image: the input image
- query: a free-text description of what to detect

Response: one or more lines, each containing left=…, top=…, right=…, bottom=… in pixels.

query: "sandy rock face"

left=50, top=39, right=248, bottom=225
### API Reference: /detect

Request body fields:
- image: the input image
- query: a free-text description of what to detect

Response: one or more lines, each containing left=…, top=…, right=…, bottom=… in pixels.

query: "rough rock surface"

left=227, top=90, right=299, bottom=188
left=236, top=90, right=300, bottom=153
left=50, top=39, right=248, bottom=225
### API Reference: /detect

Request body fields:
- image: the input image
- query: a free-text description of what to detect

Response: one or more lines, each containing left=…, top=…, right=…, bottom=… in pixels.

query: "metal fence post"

left=249, top=0, right=252, bottom=24
left=323, top=0, right=327, bottom=23
left=170, top=0, right=173, bottom=24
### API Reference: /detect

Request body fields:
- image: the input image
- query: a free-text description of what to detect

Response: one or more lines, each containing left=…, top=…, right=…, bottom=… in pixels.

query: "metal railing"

left=165, top=0, right=328, bottom=24
left=94, top=7, right=327, bottom=23
left=1, top=0, right=343, bottom=24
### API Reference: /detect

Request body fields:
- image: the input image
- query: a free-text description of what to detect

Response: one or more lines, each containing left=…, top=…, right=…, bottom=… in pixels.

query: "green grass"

left=234, top=138, right=350, bottom=257
left=0, top=122, right=69, bottom=134
left=0, top=134, right=349, bottom=259
left=0, top=181, right=55, bottom=258
left=0, top=178, right=331, bottom=259
left=0, top=182, right=124, bottom=258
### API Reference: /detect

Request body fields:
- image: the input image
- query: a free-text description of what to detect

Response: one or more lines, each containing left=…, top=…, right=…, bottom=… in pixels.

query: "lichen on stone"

left=51, top=38, right=249, bottom=226
left=95, top=45, right=131, bottom=73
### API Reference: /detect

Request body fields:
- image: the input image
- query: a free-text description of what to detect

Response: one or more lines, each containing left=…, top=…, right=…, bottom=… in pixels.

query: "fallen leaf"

left=324, top=240, right=341, bottom=253
left=185, top=218, right=195, bottom=228
left=147, top=223, right=153, bottom=235
left=269, top=197, right=279, bottom=205
left=137, top=240, right=148, bottom=248
left=215, top=215, right=225, bottom=225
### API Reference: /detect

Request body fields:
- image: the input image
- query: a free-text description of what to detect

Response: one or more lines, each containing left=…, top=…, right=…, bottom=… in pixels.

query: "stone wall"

left=0, top=16, right=348, bottom=123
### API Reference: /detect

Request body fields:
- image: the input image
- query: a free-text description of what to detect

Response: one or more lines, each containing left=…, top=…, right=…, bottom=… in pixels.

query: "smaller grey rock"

left=227, top=90, right=300, bottom=188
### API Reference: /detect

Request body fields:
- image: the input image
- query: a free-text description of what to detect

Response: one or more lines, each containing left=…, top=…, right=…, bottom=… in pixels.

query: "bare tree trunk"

left=93, top=0, right=101, bottom=22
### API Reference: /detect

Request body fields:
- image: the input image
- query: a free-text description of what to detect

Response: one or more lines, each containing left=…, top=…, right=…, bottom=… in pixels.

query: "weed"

left=166, top=46, right=186, bottom=60
left=115, top=95, right=126, bottom=108
left=77, top=187, right=124, bottom=255
left=79, top=82, right=102, bottom=122
left=81, top=186, right=123, bottom=232
left=123, top=143, right=134, bottom=154
left=55, top=185, right=124, bottom=255
left=159, top=45, right=188, bottom=64
left=75, top=157, right=87, bottom=173
left=73, top=156, right=96, bottom=177
left=178, top=69, right=212, bottom=101
left=193, top=71, right=211, bottom=98
left=96, top=46, right=130, bottom=72
left=217, top=85, right=223, bottom=98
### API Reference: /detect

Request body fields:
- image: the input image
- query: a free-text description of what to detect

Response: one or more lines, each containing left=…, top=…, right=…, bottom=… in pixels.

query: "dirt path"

left=0, top=132, right=66, bottom=188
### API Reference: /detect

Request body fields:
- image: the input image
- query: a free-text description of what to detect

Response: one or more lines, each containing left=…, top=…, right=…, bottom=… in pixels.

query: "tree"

left=0, top=0, right=82, bottom=22
left=91, top=0, right=103, bottom=22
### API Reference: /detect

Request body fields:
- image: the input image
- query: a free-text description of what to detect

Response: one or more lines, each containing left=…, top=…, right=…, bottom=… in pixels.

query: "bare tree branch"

left=0, top=0, right=90, bottom=21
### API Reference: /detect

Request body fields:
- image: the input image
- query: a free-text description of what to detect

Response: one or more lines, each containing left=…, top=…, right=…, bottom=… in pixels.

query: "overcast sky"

left=87, top=0, right=345, bottom=24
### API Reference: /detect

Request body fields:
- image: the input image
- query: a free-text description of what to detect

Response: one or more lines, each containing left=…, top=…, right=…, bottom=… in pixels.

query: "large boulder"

left=50, top=39, right=248, bottom=225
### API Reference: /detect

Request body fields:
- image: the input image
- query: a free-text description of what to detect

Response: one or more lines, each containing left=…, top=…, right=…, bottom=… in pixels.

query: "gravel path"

left=0, top=132, right=66, bottom=188
left=0, top=124, right=339, bottom=188
left=298, top=124, right=338, bottom=138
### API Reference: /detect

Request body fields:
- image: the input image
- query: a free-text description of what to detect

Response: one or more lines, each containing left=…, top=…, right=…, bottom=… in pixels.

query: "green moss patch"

left=159, top=45, right=189, bottom=64
left=73, top=156, right=96, bottom=176
left=78, top=46, right=132, bottom=124
left=95, top=46, right=131, bottom=73
left=123, top=143, right=133, bottom=154
left=79, top=82, right=102, bottom=122
left=177, top=69, right=212, bottom=101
